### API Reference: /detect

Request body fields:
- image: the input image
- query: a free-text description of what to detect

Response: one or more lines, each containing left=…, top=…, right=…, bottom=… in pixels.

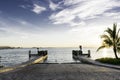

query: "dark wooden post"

left=29, top=50, right=31, bottom=59
left=79, top=45, right=82, bottom=51
left=88, top=50, right=91, bottom=57
left=79, top=45, right=83, bottom=55
left=37, top=48, right=40, bottom=55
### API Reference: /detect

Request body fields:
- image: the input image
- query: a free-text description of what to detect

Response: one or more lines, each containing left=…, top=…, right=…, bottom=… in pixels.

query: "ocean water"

left=0, top=47, right=120, bottom=67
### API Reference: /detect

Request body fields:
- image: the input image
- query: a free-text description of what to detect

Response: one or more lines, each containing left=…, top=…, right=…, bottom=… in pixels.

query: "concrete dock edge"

left=0, top=55, right=48, bottom=73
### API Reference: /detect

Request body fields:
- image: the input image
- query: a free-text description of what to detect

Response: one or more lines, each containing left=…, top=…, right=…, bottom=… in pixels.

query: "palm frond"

left=105, top=28, right=113, bottom=38
left=116, top=28, right=120, bottom=39
left=113, top=23, right=117, bottom=39
left=101, top=34, right=110, bottom=39
left=103, top=38, right=113, bottom=47
left=116, top=37, right=120, bottom=44
left=117, top=47, right=120, bottom=53
left=97, top=46, right=105, bottom=52
left=101, top=34, right=112, bottom=41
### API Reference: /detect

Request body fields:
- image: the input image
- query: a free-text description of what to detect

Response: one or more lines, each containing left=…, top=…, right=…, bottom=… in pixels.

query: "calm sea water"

left=0, top=47, right=120, bottom=67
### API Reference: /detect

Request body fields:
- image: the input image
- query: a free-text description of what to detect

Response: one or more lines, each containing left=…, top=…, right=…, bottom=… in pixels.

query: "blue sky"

left=0, top=0, right=120, bottom=47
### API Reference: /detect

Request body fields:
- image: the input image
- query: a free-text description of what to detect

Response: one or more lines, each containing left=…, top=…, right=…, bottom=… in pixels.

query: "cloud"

left=19, top=5, right=27, bottom=9
left=103, top=12, right=120, bottom=19
left=49, top=0, right=120, bottom=27
left=0, top=17, right=42, bottom=36
left=18, top=20, right=28, bottom=25
left=63, top=0, right=86, bottom=6
left=32, top=4, right=46, bottom=14
left=49, top=0, right=61, bottom=11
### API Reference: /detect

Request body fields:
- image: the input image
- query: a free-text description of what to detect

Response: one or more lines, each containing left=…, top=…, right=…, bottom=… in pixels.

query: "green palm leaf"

left=117, top=46, right=120, bottom=53
left=105, top=28, right=113, bottom=38
left=97, top=46, right=105, bottom=52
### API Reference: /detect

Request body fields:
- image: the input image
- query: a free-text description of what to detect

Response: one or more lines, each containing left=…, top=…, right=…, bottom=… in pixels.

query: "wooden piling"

left=88, top=50, right=91, bottom=57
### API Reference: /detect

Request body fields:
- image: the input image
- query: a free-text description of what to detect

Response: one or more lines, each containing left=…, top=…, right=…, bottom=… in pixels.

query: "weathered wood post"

left=88, top=50, right=91, bottom=57
left=37, top=48, right=39, bottom=55
left=29, top=50, right=31, bottom=59
left=79, top=45, right=82, bottom=51
left=79, top=45, right=83, bottom=55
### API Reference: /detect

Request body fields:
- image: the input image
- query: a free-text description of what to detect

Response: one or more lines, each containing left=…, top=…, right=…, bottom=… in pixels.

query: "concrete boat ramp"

left=0, top=55, right=120, bottom=80
left=0, top=63, right=120, bottom=80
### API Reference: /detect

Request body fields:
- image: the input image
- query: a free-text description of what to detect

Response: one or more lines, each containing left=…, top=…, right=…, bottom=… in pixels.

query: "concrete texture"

left=0, top=55, right=48, bottom=73
left=75, top=55, right=120, bottom=70
left=0, top=63, right=120, bottom=80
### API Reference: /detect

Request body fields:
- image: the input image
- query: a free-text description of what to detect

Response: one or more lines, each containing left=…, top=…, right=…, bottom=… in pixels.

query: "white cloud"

left=20, top=5, right=26, bottom=9
left=49, top=10, right=75, bottom=24
left=0, top=18, right=42, bottom=36
left=32, top=4, right=46, bottom=14
left=9, top=18, right=29, bottom=25
left=49, top=0, right=120, bottom=27
left=103, top=12, right=120, bottom=19
left=49, top=0, right=61, bottom=11
left=63, top=0, right=86, bottom=6
left=17, top=20, right=28, bottom=25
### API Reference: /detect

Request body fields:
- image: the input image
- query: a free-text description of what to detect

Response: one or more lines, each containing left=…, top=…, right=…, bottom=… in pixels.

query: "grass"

left=95, top=57, right=120, bottom=65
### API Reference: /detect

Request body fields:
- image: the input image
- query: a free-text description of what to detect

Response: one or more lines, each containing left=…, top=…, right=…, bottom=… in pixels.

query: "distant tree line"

left=0, top=46, right=21, bottom=49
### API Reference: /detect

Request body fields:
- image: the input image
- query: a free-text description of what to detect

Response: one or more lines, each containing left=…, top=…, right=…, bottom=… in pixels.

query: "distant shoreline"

left=0, top=46, right=21, bottom=50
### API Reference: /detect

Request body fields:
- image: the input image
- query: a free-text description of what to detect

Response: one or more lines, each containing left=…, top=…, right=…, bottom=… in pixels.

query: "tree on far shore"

left=97, top=23, right=120, bottom=59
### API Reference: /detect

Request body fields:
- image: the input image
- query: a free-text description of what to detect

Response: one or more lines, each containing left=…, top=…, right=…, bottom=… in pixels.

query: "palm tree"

left=97, top=23, right=120, bottom=59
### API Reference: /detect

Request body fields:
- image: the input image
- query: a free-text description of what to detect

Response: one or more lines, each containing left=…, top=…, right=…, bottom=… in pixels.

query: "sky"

left=0, top=0, right=120, bottom=47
